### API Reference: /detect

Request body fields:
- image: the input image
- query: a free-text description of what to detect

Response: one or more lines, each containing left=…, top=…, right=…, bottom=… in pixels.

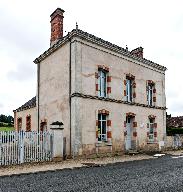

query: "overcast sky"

left=0, top=0, right=183, bottom=116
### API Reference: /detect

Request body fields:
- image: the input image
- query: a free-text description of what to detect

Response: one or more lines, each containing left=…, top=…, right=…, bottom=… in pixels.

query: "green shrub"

left=167, top=128, right=183, bottom=136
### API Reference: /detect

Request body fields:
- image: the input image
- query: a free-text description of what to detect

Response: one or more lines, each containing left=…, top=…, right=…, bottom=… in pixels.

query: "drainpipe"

left=37, top=62, right=40, bottom=132
left=69, top=35, right=72, bottom=158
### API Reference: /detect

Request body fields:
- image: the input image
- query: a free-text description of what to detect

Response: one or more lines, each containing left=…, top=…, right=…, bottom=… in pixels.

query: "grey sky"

left=0, top=0, right=183, bottom=116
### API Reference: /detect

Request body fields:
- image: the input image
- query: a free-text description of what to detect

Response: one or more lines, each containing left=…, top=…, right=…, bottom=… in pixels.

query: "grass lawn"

left=0, top=127, right=15, bottom=131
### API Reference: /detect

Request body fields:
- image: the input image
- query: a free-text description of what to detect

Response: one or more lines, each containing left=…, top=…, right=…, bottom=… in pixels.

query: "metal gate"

left=0, top=131, right=53, bottom=166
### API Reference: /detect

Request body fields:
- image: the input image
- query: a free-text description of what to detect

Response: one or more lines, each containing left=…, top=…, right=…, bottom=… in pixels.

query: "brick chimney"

left=50, top=8, right=65, bottom=46
left=130, top=47, right=143, bottom=58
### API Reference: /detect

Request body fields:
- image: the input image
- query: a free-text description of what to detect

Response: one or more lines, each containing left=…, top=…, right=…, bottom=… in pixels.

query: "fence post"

left=50, top=121, right=64, bottom=161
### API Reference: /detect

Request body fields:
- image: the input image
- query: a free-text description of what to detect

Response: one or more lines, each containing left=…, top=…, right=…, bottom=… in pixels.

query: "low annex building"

left=14, top=8, right=167, bottom=157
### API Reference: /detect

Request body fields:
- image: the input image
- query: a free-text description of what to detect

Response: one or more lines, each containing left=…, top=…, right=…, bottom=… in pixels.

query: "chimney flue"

left=50, top=8, right=65, bottom=46
left=130, top=47, right=143, bottom=58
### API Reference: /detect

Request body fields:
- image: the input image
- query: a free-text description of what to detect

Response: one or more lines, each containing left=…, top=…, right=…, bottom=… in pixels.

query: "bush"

left=167, top=128, right=183, bottom=136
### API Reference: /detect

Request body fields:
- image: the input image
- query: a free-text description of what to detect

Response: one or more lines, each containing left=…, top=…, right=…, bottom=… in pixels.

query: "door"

left=125, top=117, right=132, bottom=150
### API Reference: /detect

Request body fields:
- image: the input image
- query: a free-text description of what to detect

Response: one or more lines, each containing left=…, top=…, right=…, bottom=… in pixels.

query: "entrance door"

left=125, top=117, right=132, bottom=150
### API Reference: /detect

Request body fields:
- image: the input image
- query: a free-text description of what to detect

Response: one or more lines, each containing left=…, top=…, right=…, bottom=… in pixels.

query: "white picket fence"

left=0, top=131, right=53, bottom=166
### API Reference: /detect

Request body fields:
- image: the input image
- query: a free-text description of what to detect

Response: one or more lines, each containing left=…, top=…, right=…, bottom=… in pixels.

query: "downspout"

left=69, top=35, right=72, bottom=157
left=37, top=62, right=40, bottom=132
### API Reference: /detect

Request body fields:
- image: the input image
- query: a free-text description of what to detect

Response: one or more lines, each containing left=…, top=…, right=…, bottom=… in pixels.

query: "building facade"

left=14, top=8, right=167, bottom=157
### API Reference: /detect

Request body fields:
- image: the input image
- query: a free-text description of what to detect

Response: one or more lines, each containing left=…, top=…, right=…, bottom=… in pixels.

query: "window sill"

left=147, top=142, right=157, bottom=144
left=96, top=142, right=112, bottom=147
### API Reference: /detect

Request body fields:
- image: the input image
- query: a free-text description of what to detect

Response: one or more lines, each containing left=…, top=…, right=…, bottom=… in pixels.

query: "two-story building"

left=14, top=8, right=167, bottom=157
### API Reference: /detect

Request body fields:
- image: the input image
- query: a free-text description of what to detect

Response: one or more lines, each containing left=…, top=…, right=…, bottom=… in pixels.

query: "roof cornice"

left=34, top=29, right=167, bottom=72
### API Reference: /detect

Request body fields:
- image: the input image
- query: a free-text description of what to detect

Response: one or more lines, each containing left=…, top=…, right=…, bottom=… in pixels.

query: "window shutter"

left=153, top=97, right=156, bottom=102
left=153, top=88, right=156, bottom=93
left=96, top=120, right=98, bottom=126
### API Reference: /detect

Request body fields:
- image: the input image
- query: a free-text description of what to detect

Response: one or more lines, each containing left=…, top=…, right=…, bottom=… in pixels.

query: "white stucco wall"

left=39, top=42, right=71, bottom=155
left=71, top=38, right=166, bottom=156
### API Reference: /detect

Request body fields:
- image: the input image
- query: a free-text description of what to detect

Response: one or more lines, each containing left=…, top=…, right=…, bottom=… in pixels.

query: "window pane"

left=102, top=114, right=106, bottom=120
left=99, top=70, right=107, bottom=97
left=102, top=121, right=106, bottom=134
left=98, top=114, right=101, bottom=120
left=102, top=134, right=106, bottom=141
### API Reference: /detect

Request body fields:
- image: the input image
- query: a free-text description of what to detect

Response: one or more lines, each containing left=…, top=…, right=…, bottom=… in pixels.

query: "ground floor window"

left=26, top=115, right=31, bottom=132
left=148, top=118, right=155, bottom=142
left=17, top=118, right=22, bottom=131
left=40, top=121, right=47, bottom=132
left=98, top=114, right=107, bottom=142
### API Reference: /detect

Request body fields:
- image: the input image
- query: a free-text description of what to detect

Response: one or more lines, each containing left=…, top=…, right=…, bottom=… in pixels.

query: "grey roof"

left=13, top=96, right=36, bottom=112
left=34, top=29, right=167, bottom=72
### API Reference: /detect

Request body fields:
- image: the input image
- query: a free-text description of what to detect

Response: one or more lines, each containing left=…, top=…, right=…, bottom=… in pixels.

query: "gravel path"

left=1, top=153, right=183, bottom=191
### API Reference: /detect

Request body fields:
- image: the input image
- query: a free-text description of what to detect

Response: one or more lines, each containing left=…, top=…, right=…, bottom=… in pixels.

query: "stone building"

left=14, top=8, right=167, bottom=157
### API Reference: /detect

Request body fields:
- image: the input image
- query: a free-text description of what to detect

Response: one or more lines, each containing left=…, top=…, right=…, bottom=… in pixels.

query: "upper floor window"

left=147, top=84, right=153, bottom=106
left=147, top=80, right=156, bottom=106
left=98, top=69, right=107, bottom=98
left=126, top=79, right=133, bottom=102
left=125, top=74, right=136, bottom=102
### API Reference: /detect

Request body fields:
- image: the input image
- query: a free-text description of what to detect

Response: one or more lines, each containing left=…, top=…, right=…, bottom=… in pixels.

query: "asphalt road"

left=1, top=155, right=183, bottom=192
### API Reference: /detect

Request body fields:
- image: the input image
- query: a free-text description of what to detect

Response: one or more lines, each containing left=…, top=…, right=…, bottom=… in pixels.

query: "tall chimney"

left=50, top=8, right=65, bottom=46
left=130, top=47, right=143, bottom=58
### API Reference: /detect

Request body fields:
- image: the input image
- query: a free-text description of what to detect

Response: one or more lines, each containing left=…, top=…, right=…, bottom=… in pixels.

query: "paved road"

left=1, top=155, right=183, bottom=192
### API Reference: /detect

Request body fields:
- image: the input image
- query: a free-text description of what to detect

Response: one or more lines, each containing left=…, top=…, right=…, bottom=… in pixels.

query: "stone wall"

left=166, top=135, right=183, bottom=149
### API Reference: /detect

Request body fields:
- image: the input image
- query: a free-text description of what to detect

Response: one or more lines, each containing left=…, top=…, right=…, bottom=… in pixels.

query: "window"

left=126, top=79, right=133, bottom=102
left=17, top=118, right=22, bottom=131
left=98, top=69, right=107, bottom=97
left=147, top=80, right=156, bottom=106
left=147, top=84, right=153, bottom=106
left=98, top=113, right=107, bottom=142
left=40, top=121, right=47, bottom=132
left=148, top=118, right=155, bottom=142
left=26, top=115, right=31, bottom=132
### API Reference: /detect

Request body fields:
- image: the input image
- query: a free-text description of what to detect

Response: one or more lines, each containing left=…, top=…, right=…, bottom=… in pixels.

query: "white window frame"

left=98, top=114, right=107, bottom=142
left=147, top=85, right=153, bottom=106
left=148, top=118, right=154, bottom=142
left=98, top=70, right=107, bottom=98
left=126, top=79, right=132, bottom=102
